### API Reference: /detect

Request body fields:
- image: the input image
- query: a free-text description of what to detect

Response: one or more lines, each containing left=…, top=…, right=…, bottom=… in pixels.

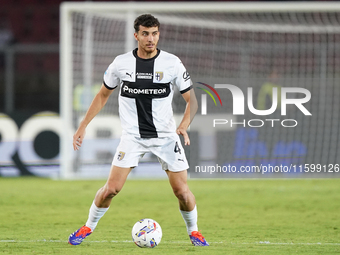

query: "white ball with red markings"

left=131, top=218, right=162, bottom=248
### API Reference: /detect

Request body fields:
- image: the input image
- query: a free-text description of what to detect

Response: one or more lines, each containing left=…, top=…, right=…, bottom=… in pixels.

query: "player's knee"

left=173, top=187, right=190, bottom=202
left=103, top=185, right=121, bottom=199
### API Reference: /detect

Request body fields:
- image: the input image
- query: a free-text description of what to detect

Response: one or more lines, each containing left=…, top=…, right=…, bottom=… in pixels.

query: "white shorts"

left=112, top=133, right=189, bottom=172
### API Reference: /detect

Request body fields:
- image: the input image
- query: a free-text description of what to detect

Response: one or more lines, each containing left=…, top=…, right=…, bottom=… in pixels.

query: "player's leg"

left=151, top=134, right=208, bottom=246
left=87, top=165, right=132, bottom=227
left=166, top=170, right=209, bottom=246
left=93, top=165, right=132, bottom=208
left=69, top=134, right=144, bottom=245
left=166, top=169, right=195, bottom=211
left=68, top=165, right=131, bottom=245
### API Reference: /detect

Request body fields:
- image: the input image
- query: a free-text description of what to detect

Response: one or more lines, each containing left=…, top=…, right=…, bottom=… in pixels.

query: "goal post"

left=60, top=2, right=340, bottom=179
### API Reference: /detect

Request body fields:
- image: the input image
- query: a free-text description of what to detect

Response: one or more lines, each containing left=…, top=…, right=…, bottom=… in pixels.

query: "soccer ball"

left=131, top=218, right=162, bottom=248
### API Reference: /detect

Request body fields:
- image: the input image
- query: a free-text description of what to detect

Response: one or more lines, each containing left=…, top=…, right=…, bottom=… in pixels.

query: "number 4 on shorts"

left=174, top=141, right=181, bottom=154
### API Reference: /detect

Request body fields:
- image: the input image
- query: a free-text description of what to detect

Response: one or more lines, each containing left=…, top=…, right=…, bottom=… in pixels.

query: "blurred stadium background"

left=1, top=3, right=340, bottom=254
left=0, top=0, right=340, bottom=179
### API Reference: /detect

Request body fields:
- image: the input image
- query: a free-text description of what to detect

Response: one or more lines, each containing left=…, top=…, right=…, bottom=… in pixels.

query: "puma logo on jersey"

left=126, top=72, right=133, bottom=78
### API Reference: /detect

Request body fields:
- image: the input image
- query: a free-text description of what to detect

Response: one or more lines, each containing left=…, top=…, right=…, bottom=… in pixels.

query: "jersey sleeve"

left=173, top=57, right=193, bottom=94
left=103, top=59, right=120, bottom=90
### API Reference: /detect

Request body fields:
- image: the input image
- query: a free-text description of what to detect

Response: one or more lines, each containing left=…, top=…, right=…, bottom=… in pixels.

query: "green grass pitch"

left=0, top=178, right=339, bottom=254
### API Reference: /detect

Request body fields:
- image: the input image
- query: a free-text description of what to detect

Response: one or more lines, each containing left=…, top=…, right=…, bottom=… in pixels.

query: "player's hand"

left=176, top=127, right=190, bottom=146
left=73, top=127, right=86, bottom=151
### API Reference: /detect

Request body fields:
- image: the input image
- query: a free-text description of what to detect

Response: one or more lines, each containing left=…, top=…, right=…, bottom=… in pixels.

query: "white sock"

left=85, top=201, right=109, bottom=231
left=180, top=205, right=198, bottom=235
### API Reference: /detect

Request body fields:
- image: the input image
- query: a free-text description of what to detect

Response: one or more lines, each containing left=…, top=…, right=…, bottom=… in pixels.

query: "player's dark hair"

left=134, top=14, right=160, bottom=32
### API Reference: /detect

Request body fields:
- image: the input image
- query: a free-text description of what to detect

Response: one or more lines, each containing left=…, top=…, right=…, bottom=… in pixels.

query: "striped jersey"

left=103, top=48, right=192, bottom=138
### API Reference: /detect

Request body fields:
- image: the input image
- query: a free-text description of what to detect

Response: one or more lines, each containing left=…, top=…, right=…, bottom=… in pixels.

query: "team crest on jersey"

left=117, top=151, right=125, bottom=161
left=155, top=72, right=164, bottom=81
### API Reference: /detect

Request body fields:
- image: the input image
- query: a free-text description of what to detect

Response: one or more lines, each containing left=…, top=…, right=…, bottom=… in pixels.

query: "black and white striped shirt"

left=103, top=48, right=192, bottom=138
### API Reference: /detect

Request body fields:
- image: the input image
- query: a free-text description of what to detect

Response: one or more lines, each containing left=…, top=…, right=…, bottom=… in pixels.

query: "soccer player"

left=68, top=14, right=209, bottom=247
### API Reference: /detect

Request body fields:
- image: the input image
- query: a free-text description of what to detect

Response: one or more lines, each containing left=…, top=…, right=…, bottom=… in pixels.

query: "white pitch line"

left=235, top=242, right=340, bottom=246
left=1, top=240, right=340, bottom=245
left=0, top=240, right=133, bottom=243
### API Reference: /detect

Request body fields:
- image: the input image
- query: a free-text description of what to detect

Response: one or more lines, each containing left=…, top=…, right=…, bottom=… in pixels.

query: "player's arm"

left=73, top=84, right=115, bottom=150
left=176, top=89, right=198, bottom=146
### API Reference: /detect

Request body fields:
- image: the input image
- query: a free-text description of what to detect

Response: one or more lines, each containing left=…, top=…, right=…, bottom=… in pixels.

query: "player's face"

left=134, top=25, right=159, bottom=56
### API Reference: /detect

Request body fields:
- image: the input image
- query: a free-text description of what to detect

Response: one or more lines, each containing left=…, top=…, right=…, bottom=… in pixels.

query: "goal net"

left=60, top=2, right=340, bottom=179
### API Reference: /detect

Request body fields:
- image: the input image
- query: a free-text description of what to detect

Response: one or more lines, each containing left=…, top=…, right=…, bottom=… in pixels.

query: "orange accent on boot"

left=75, top=226, right=92, bottom=238
left=190, top=231, right=205, bottom=242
